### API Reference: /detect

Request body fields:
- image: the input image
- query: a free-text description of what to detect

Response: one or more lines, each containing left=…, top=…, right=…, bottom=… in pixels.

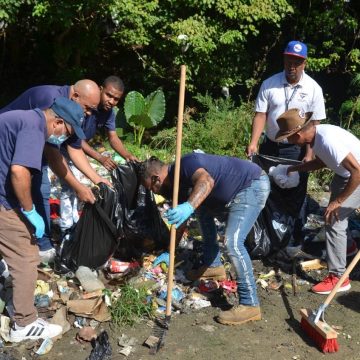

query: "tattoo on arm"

left=188, top=168, right=214, bottom=209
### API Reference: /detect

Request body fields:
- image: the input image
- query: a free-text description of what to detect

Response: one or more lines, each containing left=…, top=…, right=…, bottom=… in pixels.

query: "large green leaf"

left=124, top=91, right=146, bottom=121
left=145, top=89, right=165, bottom=125
left=128, top=114, right=154, bottom=128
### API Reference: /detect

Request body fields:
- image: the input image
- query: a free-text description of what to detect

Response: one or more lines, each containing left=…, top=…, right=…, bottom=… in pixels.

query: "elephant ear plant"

left=124, top=89, right=165, bottom=146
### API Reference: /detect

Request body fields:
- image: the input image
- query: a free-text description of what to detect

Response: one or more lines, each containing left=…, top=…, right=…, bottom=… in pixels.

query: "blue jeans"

left=31, top=163, right=53, bottom=251
left=198, top=174, right=270, bottom=306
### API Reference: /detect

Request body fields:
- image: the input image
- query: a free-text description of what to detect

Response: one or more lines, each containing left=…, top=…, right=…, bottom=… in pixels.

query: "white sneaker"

left=10, top=318, right=62, bottom=343
left=39, top=248, right=56, bottom=264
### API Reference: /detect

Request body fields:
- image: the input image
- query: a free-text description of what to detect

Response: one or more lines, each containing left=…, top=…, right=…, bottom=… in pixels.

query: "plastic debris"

left=258, top=270, right=276, bottom=280
left=75, top=267, right=105, bottom=293
left=107, top=259, right=140, bottom=274
left=34, top=280, right=50, bottom=296
left=34, top=338, right=54, bottom=355
left=0, top=315, right=10, bottom=342
left=86, top=331, right=112, bottom=360
left=152, top=252, right=170, bottom=267
left=34, top=294, right=50, bottom=308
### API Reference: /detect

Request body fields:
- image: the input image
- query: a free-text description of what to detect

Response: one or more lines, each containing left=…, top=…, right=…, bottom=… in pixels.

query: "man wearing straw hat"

left=275, top=108, right=360, bottom=294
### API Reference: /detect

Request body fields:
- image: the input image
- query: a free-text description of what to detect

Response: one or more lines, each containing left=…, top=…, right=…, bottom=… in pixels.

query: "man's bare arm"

left=246, top=112, right=267, bottom=157
left=10, top=165, right=33, bottom=211
left=187, top=168, right=214, bottom=209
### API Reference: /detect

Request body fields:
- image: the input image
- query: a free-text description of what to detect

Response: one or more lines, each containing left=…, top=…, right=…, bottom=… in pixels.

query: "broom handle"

left=324, top=248, right=360, bottom=306
left=166, top=65, right=186, bottom=317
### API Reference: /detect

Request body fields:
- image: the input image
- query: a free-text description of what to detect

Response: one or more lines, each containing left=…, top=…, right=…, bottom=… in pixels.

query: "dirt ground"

left=2, top=193, right=360, bottom=360
left=3, top=259, right=360, bottom=360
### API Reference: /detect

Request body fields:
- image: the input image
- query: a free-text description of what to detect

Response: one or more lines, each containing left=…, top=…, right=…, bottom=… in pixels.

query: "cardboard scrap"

left=67, top=296, right=110, bottom=322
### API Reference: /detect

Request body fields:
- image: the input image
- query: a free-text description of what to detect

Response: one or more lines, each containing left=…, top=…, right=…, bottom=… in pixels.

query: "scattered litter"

left=34, top=338, right=54, bottom=356
left=118, top=334, right=136, bottom=357
left=86, top=331, right=112, bottom=360
left=300, top=259, right=327, bottom=271
left=76, top=326, right=97, bottom=343
left=258, top=270, right=275, bottom=280
left=256, top=278, right=269, bottom=290
left=107, top=259, right=140, bottom=274
left=34, top=280, right=50, bottom=296
left=75, top=267, right=105, bottom=293
left=144, top=335, right=159, bottom=348
left=183, top=298, right=211, bottom=310
left=0, top=315, right=10, bottom=342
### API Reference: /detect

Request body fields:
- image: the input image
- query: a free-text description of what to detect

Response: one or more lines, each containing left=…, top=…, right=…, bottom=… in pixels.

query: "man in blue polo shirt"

left=0, top=97, right=84, bottom=342
left=140, top=153, right=270, bottom=325
left=59, top=75, right=138, bottom=235
left=0, top=79, right=110, bottom=262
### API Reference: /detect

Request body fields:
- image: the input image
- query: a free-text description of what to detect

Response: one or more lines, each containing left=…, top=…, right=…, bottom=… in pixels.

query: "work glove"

left=21, top=205, right=45, bottom=239
left=165, top=202, right=194, bottom=229
left=152, top=252, right=170, bottom=267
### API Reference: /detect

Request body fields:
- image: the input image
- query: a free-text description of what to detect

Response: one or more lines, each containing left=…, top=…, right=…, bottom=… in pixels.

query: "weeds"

left=150, top=94, right=253, bottom=158
left=109, top=284, right=154, bottom=327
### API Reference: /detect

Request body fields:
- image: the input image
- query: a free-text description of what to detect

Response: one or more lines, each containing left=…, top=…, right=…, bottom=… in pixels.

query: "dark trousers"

left=259, top=136, right=308, bottom=242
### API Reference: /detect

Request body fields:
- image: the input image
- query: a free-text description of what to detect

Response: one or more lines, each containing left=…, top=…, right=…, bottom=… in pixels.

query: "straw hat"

left=275, top=108, right=313, bottom=142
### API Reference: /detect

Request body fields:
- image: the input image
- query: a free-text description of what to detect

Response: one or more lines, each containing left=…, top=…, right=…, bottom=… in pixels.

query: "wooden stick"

left=165, top=65, right=186, bottom=317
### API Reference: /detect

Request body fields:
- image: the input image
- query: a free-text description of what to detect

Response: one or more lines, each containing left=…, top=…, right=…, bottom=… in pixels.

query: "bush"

left=150, top=94, right=253, bottom=158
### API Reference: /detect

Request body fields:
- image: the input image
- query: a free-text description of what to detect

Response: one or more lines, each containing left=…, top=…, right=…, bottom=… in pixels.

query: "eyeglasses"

left=63, top=122, right=73, bottom=137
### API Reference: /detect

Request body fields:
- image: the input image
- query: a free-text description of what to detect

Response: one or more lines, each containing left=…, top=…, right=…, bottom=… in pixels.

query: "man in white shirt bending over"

left=275, top=108, right=360, bottom=295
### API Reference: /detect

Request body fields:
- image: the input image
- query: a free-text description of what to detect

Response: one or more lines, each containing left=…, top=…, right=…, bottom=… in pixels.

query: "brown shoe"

left=217, top=305, right=261, bottom=325
left=186, top=265, right=226, bottom=281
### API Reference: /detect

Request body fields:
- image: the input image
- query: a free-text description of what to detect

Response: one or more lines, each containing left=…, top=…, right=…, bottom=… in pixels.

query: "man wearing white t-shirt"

left=246, top=40, right=326, bottom=242
left=275, top=108, right=360, bottom=294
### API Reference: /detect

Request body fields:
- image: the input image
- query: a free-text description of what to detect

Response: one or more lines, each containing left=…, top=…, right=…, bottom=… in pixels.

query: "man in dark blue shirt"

left=140, top=153, right=270, bottom=326
left=0, top=79, right=110, bottom=262
left=59, top=76, right=138, bottom=234
left=0, top=97, right=84, bottom=342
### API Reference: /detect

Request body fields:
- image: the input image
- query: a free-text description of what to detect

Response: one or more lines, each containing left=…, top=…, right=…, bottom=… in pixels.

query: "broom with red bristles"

left=300, top=249, right=360, bottom=353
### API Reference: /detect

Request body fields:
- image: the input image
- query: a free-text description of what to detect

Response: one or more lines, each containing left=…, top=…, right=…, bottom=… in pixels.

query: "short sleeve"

left=310, top=85, right=326, bottom=121
left=104, top=110, right=116, bottom=131
left=12, top=128, right=44, bottom=171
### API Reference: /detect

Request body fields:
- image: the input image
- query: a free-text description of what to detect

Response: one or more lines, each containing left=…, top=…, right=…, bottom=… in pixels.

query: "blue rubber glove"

left=165, top=202, right=194, bottom=229
left=153, top=252, right=170, bottom=267
left=21, top=205, right=45, bottom=239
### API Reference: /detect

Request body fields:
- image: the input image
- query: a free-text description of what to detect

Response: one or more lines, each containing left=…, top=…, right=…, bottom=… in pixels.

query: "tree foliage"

left=0, top=0, right=359, bottom=125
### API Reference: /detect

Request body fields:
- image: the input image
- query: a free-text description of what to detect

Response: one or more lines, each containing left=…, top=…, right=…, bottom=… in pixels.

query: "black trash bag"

left=118, top=185, right=169, bottom=259
left=60, top=183, right=120, bottom=271
left=246, top=154, right=303, bottom=258
left=86, top=331, right=112, bottom=360
left=111, top=163, right=169, bottom=260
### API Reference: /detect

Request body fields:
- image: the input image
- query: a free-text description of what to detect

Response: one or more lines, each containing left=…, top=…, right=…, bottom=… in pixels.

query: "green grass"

left=109, top=284, right=154, bottom=327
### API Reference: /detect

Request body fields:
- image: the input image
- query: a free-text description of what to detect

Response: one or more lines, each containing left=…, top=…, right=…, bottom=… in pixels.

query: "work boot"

left=217, top=305, right=261, bottom=325
left=186, top=265, right=226, bottom=281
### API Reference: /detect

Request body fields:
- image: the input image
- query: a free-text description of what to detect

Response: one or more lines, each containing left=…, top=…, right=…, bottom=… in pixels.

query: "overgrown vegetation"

left=109, top=284, right=154, bottom=327
left=150, top=94, right=252, bottom=158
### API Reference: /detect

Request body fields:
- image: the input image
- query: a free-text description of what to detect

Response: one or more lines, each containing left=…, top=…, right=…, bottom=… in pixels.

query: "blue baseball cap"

left=283, top=40, right=307, bottom=59
left=50, top=97, right=86, bottom=139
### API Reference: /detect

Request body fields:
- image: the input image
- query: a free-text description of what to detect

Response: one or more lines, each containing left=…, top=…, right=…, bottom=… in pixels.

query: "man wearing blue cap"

left=0, top=79, right=110, bottom=263
left=246, top=40, right=326, bottom=244
left=0, top=97, right=85, bottom=342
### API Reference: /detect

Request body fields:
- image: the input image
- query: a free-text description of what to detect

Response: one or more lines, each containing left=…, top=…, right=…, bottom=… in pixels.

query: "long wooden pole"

left=165, top=64, right=186, bottom=317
